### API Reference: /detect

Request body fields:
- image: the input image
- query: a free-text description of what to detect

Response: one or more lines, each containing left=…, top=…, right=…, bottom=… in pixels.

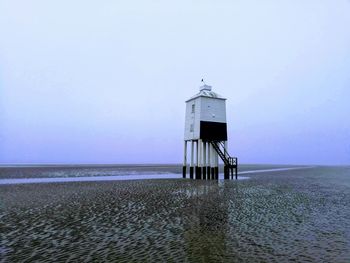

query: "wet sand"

left=1, top=166, right=349, bottom=262
left=0, top=164, right=297, bottom=179
left=0, top=167, right=312, bottom=185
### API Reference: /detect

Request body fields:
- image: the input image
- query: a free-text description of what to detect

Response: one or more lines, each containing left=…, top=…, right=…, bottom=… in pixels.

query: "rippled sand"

left=1, top=166, right=349, bottom=262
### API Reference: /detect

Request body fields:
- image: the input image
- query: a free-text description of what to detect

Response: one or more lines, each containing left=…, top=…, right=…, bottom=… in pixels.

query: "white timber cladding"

left=200, top=97, right=226, bottom=123
left=184, top=95, right=227, bottom=140
left=184, top=97, right=201, bottom=140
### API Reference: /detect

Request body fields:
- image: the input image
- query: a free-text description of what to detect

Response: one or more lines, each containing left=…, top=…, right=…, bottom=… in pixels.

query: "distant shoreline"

left=0, top=164, right=183, bottom=168
left=0, top=163, right=329, bottom=168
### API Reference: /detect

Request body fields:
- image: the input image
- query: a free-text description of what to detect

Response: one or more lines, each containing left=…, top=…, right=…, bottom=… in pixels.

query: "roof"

left=186, top=84, right=226, bottom=102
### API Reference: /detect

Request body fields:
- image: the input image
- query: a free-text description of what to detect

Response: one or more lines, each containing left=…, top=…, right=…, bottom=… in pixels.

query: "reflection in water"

left=183, top=182, right=231, bottom=262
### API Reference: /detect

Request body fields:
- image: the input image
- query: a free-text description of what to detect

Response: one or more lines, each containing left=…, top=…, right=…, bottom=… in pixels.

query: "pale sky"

left=1, top=0, right=350, bottom=165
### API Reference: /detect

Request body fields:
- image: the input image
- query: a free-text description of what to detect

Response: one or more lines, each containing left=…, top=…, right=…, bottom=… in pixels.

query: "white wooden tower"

left=183, top=82, right=238, bottom=180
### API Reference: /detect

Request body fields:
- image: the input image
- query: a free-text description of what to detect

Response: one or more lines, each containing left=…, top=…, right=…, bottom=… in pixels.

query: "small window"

left=191, top=104, right=195, bottom=113
left=190, top=124, right=194, bottom=132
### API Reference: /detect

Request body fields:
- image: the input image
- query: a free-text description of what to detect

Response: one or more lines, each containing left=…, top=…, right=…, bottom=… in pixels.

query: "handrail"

left=218, top=141, right=231, bottom=159
left=210, top=141, right=237, bottom=167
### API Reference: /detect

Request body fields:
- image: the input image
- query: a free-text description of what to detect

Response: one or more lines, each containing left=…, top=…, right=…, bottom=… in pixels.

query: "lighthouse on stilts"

left=182, top=81, right=238, bottom=180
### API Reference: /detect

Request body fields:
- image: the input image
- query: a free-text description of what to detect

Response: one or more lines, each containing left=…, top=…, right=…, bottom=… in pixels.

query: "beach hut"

left=183, top=82, right=238, bottom=180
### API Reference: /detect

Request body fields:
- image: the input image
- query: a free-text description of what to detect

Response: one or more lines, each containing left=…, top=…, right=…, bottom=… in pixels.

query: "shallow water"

left=0, top=166, right=308, bottom=185
left=0, top=165, right=307, bottom=185
left=0, top=164, right=296, bottom=179
left=0, top=166, right=349, bottom=262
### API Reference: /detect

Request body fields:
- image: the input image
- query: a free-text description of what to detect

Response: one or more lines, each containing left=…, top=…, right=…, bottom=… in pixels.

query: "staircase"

left=211, top=141, right=238, bottom=179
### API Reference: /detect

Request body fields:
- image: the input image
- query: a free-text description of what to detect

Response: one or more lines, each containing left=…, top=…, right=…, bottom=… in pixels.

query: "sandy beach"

left=1, top=165, right=349, bottom=262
